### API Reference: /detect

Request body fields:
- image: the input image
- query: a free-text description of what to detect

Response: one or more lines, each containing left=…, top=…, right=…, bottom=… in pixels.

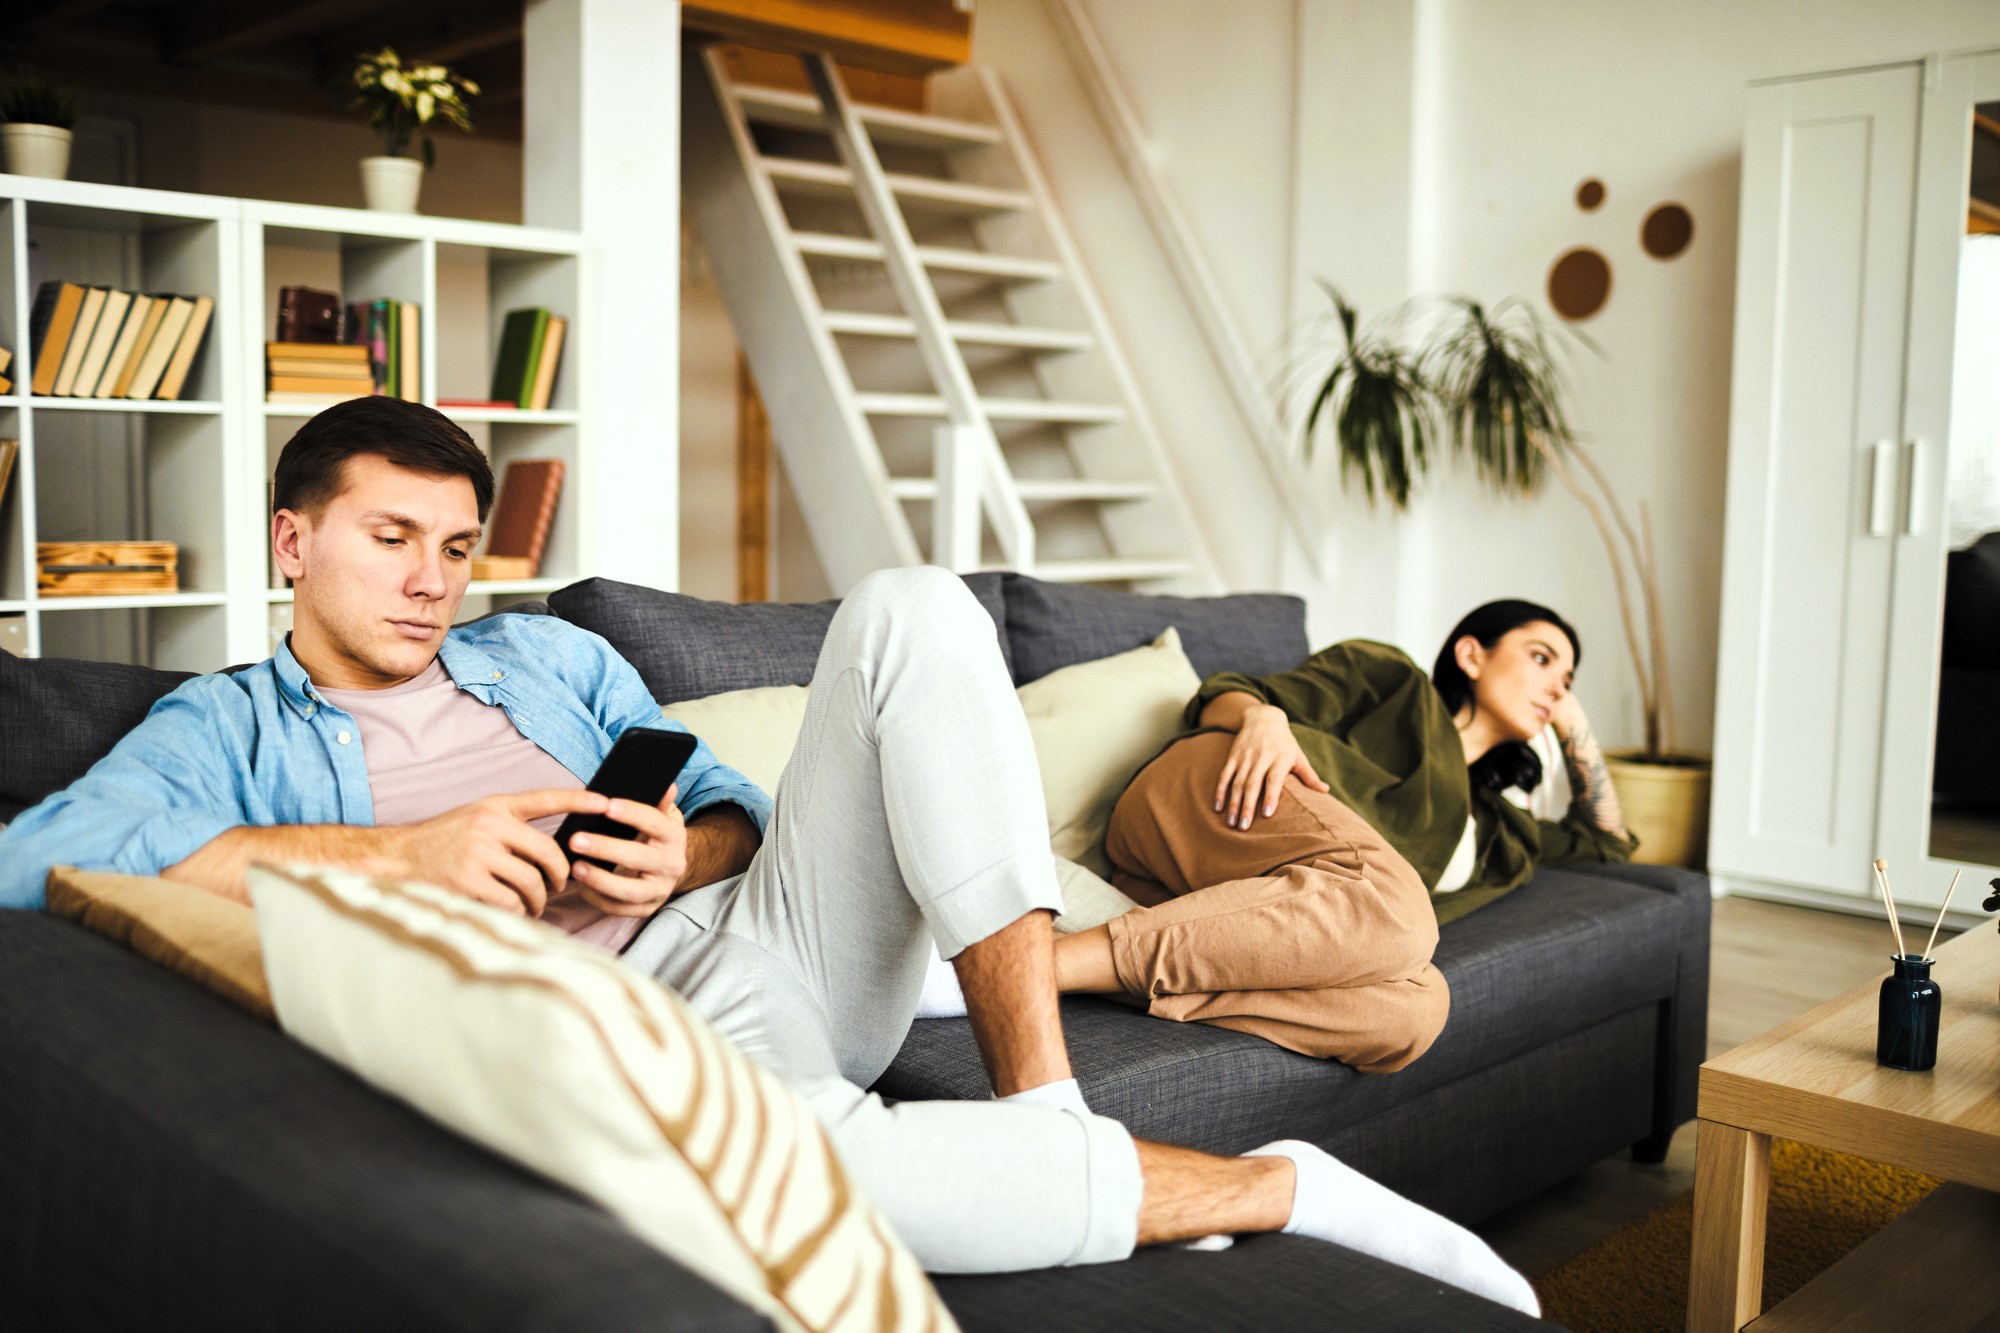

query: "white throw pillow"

left=250, top=863, right=954, bottom=1333
left=1017, top=627, right=1202, bottom=878
left=662, top=684, right=810, bottom=795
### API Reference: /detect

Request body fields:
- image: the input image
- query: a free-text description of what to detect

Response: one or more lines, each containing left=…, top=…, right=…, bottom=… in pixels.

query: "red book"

left=437, top=398, right=518, bottom=409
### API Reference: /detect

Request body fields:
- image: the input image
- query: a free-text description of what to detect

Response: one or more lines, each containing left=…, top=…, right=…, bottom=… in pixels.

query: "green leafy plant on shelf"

left=1295, top=288, right=1685, bottom=766
left=0, top=68, right=80, bottom=129
left=350, top=47, right=479, bottom=168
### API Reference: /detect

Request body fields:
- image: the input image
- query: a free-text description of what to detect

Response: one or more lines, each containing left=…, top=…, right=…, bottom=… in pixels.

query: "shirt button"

left=490, top=670, right=504, bottom=681
left=304, top=705, right=315, bottom=716
left=336, top=730, right=352, bottom=745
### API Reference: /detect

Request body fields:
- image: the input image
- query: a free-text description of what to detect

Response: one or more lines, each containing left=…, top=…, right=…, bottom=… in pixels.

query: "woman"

left=1050, top=600, right=1636, bottom=1073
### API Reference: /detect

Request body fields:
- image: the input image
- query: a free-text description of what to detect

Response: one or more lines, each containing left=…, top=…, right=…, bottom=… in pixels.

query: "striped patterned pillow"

left=249, top=862, right=954, bottom=1333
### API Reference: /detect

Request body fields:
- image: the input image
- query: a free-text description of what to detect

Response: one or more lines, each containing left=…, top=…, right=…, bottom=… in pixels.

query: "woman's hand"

left=1214, top=704, right=1329, bottom=830
left=1548, top=691, right=1589, bottom=742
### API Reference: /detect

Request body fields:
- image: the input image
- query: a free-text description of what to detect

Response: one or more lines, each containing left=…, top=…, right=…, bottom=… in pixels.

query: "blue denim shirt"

left=0, top=614, right=773, bottom=910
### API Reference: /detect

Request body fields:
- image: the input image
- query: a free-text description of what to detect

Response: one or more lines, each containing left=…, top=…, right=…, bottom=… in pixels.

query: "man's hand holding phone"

left=383, top=789, right=609, bottom=916
left=567, top=783, right=689, bottom=917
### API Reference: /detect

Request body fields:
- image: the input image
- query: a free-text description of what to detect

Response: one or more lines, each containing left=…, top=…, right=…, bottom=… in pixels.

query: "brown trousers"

left=1102, top=731, right=1449, bottom=1072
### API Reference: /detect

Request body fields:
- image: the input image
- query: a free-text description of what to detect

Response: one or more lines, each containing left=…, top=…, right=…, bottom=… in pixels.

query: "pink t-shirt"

left=317, top=661, right=648, bottom=953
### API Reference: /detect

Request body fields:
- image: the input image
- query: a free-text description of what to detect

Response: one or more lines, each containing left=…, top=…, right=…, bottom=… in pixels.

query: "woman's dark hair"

left=1431, top=599, right=1582, bottom=793
left=272, top=397, right=494, bottom=522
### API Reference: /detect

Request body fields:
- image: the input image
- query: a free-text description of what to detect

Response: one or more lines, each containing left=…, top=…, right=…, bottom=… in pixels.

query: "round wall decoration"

left=1576, top=178, right=1606, bottom=211
left=1642, top=203, right=1694, bottom=259
left=1547, top=247, right=1612, bottom=321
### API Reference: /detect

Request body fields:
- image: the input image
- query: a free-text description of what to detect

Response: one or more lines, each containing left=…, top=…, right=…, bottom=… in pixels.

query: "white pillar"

left=524, top=0, right=683, bottom=591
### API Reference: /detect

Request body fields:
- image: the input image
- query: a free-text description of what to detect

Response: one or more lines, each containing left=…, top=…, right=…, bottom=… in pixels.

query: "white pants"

left=623, top=567, right=1144, bottom=1273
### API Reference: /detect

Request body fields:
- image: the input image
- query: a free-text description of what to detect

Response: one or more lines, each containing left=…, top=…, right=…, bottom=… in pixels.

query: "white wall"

left=963, top=0, right=2000, bottom=755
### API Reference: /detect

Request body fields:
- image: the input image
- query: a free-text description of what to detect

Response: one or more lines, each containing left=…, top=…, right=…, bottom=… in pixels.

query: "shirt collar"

left=272, top=627, right=505, bottom=717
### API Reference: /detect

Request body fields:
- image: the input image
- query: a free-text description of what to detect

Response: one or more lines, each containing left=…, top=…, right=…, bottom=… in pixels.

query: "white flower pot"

left=3, top=124, right=72, bottom=180
left=360, top=155, right=425, bottom=213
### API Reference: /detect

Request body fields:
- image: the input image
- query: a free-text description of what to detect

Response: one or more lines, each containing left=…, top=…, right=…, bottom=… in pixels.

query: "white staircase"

left=681, top=45, right=1221, bottom=592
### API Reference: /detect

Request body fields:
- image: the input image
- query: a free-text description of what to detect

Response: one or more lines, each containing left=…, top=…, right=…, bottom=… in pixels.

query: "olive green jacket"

left=1186, top=640, right=1639, bottom=925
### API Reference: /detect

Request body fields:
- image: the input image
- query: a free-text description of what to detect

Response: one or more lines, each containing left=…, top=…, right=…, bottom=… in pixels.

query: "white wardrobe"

left=1711, top=48, right=2000, bottom=919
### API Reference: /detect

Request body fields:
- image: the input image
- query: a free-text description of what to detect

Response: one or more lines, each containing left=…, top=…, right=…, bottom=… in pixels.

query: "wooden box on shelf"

left=37, top=542, right=180, bottom=596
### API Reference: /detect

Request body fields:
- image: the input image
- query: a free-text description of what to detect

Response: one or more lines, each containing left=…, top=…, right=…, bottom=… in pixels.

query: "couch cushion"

left=876, top=865, right=1702, bottom=1156
left=549, top=573, right=1010, bottom=703
left=252, top=863, right=952, bottom=1333
left=0, top=652, right=192, bottom=820
left=1002, top=576, right=1309, bottom=685
left=46, top=867, right=272, bottom=1022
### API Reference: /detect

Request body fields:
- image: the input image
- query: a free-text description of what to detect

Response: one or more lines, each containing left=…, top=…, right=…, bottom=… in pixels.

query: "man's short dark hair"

left=272, top=397, right=495, bottom=522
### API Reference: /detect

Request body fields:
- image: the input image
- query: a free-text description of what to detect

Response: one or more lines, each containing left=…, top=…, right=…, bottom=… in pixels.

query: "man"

left=0, top=398, right=1535, bottom=1310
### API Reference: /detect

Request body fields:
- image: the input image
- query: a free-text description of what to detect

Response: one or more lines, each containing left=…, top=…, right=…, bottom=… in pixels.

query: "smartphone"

left=556, top=728, right=700, bottom=872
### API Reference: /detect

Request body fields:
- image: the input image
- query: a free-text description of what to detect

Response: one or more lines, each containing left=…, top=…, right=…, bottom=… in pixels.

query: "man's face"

left=274, top=454, right=482, bottom=689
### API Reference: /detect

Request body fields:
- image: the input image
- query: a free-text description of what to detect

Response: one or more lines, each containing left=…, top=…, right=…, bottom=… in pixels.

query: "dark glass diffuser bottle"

left=1876, top=954, right=1941, bottom=1071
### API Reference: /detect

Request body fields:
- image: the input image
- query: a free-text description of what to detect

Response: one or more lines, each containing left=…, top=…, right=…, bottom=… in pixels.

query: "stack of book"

left=265, top=343, right=376, bottom=408
left=346, top=298, right=421, bottom=403
left=488, top=308, right=569, bottom=411
left=28, top=282, right=215, bottom=401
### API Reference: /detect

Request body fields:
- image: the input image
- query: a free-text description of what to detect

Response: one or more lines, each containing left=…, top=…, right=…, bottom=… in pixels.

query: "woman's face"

left=1457, top=621, right=1576, bottom=742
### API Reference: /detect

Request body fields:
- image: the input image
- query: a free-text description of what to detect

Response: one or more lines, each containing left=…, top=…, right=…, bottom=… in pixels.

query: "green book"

left=384, top=298, right=401, bottom=399
left=491, top=308, right=550, bottom=408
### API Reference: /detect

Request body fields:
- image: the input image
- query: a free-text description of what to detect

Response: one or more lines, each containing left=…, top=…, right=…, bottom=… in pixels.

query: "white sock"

left=1245, top=1140, right=1539, bottom=1317
left=914, top=943, right=968, bottom=1018
left=1000, top=1076, right=1091, bottom=1117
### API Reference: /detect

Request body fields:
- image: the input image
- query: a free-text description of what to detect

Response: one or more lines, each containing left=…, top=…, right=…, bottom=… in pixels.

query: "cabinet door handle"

left=1902, top=438, right=1921, bottom=536
left=1868, top=438, right=1896, bottom=537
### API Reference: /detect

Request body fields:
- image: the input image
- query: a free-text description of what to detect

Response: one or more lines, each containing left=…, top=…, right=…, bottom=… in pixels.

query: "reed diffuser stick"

left=1873, top=858, right=1909, bottom=958
left=1920, top=869, right=1965, bottom=962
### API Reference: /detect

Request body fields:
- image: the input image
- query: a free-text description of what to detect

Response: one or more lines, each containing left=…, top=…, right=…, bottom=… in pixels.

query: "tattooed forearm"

left=1558, top=721, right=1628, bottom=837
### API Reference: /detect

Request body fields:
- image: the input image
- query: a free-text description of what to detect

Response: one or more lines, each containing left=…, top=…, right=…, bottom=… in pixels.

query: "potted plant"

left=1297, top=289, right=1712, bottom=867
left=350, top=48, right=478, bottom=213
left=0, top=68, right=80, bottom=180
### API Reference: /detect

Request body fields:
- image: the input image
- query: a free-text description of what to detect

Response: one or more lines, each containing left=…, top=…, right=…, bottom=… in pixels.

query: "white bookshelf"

left=0, top=174, right=587, bottom=670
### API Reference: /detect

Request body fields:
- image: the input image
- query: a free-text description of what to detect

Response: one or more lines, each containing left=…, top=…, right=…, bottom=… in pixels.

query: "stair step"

left=794, top=232, right=1063, bottom=284
left=855, top=393, right=1125, bottom=425
left=1012, top=558, right=1195, bottom=584
left=763, top=157, right=1031, bottom=213
left=822, top=311, right=1092, bottom=353
left=730, top=84, right=1004, bottom=149
left=888, top=477, right=1156, bottom=503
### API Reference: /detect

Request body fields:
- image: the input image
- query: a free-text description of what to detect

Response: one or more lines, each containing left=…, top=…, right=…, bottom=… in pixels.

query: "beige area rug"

left=1533, top=1139, right=1939, bottom=1332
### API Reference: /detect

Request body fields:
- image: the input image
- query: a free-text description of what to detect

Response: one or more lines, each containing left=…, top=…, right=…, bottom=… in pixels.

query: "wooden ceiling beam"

left=682, top=0, right=971, bottom=77
left=313, top=2, right=522, bottom=77
left=168, top=0, right=407, bottom=67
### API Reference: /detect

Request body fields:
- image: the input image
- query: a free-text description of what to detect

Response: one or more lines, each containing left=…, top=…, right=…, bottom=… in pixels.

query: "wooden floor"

left=1474, top=895, right=1917, bottom=1278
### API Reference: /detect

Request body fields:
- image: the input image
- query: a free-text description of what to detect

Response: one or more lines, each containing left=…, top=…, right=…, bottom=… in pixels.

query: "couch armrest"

left=0, top=912, right=770, bottom=1333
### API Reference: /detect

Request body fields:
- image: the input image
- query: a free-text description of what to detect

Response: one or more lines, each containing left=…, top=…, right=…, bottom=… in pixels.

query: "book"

left=72, top=289, right=133, bottom=398
left=359, top=301, right=390, bottom=392
left=0, top=438, right=17, bottom=510
left=154, top=295, right=215, bottom=401
left=491, top=308, right=550, bottom=408
left=266, top=391, right=368, bottom=408
left=275, top=286, right=343, bottom=343
left=268, top=341, right=369, bottom=362
left=269, top=374, right=380, bottom=395
left=125, top=297, right=194, bottom=400
left=482, top=459, right=565, bottom=577
left=527, top=315, right=567, bottom=411
left=29, top=281, right=86, bottom=396
left=437, top=398, right=517, bottom=410
left=267, top=358, right=372, bottom=379
left=109, top=298, right=170, bottom=399
left=93, top=294, right=155, bottom=397
left=399, top=301, right=420, bottom=402
left=53, top=287, right=108, bottom=396
left=0, top=377, right=10, bottom=395
left=0, top=346, right=11, bottom=375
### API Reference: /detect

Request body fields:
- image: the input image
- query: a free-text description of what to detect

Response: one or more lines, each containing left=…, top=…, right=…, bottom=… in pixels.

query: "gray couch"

left=0, top=572, right=1709, bottom=1330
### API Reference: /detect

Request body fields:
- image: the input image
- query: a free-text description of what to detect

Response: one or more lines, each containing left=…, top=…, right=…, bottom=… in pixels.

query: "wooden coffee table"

left=1687, top=917, right=2000, bottom=1331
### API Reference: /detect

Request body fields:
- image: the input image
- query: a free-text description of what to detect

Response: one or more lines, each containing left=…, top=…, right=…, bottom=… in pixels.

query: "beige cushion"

left=662, top=684, right=810, bottom=796
left=1052, top=855, right=1139, bottom=934
left=249, top=862, right=954, bottom=1333
left=1017, top=627, right=1202, bottom=878
left=46, top=866, right=274, bottom=1022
